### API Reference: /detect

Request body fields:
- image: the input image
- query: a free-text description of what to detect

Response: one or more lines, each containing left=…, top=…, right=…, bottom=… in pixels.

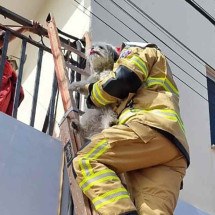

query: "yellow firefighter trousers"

left=73, top=121, right=187, bottom=215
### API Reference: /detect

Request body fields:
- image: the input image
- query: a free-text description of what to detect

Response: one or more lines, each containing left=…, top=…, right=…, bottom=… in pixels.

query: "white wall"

left=90, top=0, right=215, bottom=214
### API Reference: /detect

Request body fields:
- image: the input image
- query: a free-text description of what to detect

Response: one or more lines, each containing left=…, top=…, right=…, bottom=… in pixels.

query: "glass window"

left=206, top=66, right=215, bottom=147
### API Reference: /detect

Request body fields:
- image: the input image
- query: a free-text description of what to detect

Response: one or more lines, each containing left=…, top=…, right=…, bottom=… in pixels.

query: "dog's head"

left=87, top=42, right=119, bottom=73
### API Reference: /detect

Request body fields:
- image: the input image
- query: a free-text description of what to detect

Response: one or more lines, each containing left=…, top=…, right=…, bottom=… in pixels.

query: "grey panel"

left=175, top=199, right=210, bottom=215
left=0, top=113, right=63, bottom=215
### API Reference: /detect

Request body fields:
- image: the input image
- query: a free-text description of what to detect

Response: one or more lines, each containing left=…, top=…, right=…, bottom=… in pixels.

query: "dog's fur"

left=69, top=42, right=119, bottom=140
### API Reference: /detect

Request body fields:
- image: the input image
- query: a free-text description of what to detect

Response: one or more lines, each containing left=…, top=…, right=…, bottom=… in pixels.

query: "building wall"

left=89, top=0, right=215, bottom=214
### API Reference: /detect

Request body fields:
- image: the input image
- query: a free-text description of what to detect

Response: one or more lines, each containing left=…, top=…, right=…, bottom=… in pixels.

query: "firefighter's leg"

left=73, top=124, right=137, bottom=215
left=126, top=143, right=187, bottom=215
left=73, top=123, right=184, bottom=215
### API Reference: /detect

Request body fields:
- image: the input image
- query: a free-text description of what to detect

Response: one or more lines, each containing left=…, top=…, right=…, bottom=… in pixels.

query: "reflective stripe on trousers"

left=92, top=187, right=130, bottom=210
left=78, top=138, right=131, bottom=211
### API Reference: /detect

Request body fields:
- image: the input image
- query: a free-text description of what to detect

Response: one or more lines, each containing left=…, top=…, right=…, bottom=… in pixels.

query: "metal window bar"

left=48, top=72, right=59, bottom=136
left=30, top=47, right=43, bottom=126
left=0, top=6, right=85, bottom=48
left=0, top=24, right=84, bottom=134
left=0, top=30, right=10, bottom=88
left=0, top=25, right=56, bottom=131
left=75, top=41, right=82, bottom=109
left=12, top=39, right=27, bottom=118
left=0, top=24, right=51, bottom=52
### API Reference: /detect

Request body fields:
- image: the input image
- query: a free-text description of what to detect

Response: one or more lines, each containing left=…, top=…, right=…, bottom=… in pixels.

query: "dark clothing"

left=0, top=60, right=24, bottom=116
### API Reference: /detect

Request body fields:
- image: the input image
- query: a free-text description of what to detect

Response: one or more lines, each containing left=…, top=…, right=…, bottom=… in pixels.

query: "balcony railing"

left=0, top=6, right=87, bottom=137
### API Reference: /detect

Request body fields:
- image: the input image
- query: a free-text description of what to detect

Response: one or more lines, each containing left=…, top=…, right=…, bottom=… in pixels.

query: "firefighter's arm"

left=86, top=47, right=157, bottom=108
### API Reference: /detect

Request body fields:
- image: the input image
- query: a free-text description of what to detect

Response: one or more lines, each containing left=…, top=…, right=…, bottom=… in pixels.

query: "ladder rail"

left=46, top=14, right=95, bottom=215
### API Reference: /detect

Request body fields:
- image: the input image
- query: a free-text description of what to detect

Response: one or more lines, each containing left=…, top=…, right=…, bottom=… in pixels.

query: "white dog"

left=69, top=42, right=119, bottom=140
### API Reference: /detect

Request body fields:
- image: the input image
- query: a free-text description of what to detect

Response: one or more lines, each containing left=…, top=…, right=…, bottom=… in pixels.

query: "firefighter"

left=73, top=42, right=190, bottom=215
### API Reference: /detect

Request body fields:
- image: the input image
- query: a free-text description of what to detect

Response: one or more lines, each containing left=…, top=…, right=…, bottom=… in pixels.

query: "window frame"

left=206, top=65, right=215, bottom=148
